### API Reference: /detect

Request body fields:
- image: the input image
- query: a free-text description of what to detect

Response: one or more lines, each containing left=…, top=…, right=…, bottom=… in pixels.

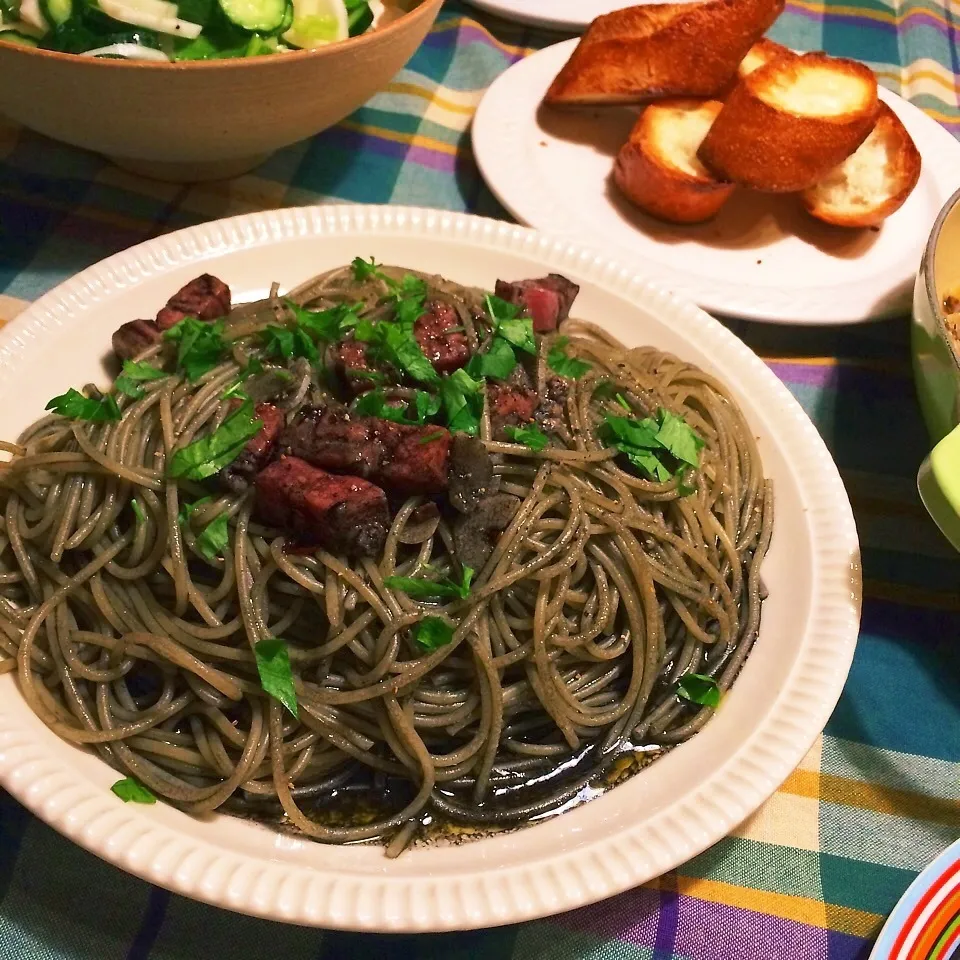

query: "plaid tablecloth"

left=2, top=2, right=960, bottom=958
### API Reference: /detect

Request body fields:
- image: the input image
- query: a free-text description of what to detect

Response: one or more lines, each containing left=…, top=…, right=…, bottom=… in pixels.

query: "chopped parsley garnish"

left=194, top=511, right=230, bottom=562
left=353, top=388, right=440, bottom=425
left=351, top=256, right=386, bottom=283
left=259, top=324, right=318, bottom=363
left=413, top=616, right=455, bottom=651
left=177, top=496, right=212, bottom=529
left=163, top=318, right=227, bottom=382
left=676, top=673, right=721, bottom=707
left=419, top=430, right=446, bottom=444
left=616, top=393, right=631, bottom=411
left=547, top=336, right=591, bottom=379
left=115, top=360, right=167, bottom=399
left=504, top=423, right=550, bottom=452
left=285, top=300, right=360, bottom=342
left=384, top=566, right=474, bottom=600
left=111, top=778, right=157, bottom=804
left=439, top=368, right=484, bottom=436
left=46, top=388, right=122, bottom=423
left=600, top=409, right=704, bottom=486
left=240, top=357, right=265, bottom=379
left=388, top=274, right=428, bottom=304
left=486, top=295, right=535, bottom=355
left=355, top=314, right=438, bottom=386
left=131, top=500, right=147, bottom=525
left=254, top=638, right=298, bottom=719
left=466, top=336, right=517, bottom=381
left=167, top=400, right=263, bottom=481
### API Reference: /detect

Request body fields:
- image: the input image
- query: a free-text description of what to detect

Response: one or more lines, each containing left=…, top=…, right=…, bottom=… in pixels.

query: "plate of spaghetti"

left=0, top=205, right=860, bottom=931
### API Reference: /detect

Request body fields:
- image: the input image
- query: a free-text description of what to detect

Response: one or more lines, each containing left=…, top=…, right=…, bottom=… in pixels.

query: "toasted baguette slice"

left=737, top=37, right=794, bottom=78
left=613, top=99, right=735, bottom=223
left=698, top=52, right=880, bottom=192
left=801, top=103, right=921, bottom=227
left=544, top=0, right=784, bottom=106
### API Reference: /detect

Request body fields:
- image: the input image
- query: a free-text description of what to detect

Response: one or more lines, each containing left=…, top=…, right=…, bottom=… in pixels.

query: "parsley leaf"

left=505, top=423, right=550, bottom=452
left=676, top=672, right=720, bottom=707
left=419, top=430, right=446, bottom=444
left=353, top=388, right=440, bottom=425
left=656, top=409, right=705, bottom=467
left=466, top=336, right=517, bottom=381
left=357, top=316, right=439, bottom=386
left=600, top=410, right=704, bottom=487
left=547, top=336, right=591, bottom=379
left=254, top=638, right=298, bottom=718
left=384, top=566, right=474, bottom=600
left=168, top=400, right=263, bottom=481
left=260, top=325, right=318, bottom=363
left=486, top=295, right=535, bottom=355
left=177, top=495, right=212, bottom=529
left=46, top=388, right=122, bottom=422
left=194, top=511, right=230, bottom=562
left=115, top=360, right=167, bottom=399
left=284, top=300, right=361, bottom=343
left=111, top=778, right=157, bottom=804
left=616, top=393, right=631, bottom=411
left=388, top=274, right=427, bottom=303
left=351, top=256, right=387, bottom=283
left=439, top=369, right=483, bottom=436
left=131, top=500, right=147, bottom=525
left=163, top=318, right=227, bottom=381
left=413, top=616, right=455, bottom=651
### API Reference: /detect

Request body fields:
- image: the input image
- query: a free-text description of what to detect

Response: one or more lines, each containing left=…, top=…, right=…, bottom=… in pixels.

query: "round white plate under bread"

left=0, top=205, right=860, bottom=931
left=462, top=0, right=654, bottom=32
left=472, top=39, right=960, bottom=324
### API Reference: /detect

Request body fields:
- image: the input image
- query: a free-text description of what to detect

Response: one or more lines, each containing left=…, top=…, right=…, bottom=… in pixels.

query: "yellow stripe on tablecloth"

left=386, top=81, right=479, bottom=116
left=788, top=0, right=953, bottom=29
left=646, top=873, right=882, bottom=937
left=339, top=119, right=460, bottom=156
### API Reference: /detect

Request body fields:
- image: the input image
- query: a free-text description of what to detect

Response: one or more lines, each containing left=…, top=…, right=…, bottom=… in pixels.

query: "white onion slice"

left=98, top=0, right=202, bottom=38
left=81, top=42, right=171, bottom=59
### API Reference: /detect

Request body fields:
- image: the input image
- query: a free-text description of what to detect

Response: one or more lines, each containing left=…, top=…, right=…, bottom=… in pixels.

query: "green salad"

left=0, top=0, right=376, bottom=58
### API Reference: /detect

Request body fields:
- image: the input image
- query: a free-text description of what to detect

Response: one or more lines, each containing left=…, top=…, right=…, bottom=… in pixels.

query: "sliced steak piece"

left=255, top=456, right=389, bottom=558
left=494, top=274, right=580, bottom=333
left=112, top=318, right=161, bottom=361
left=379, top=425, right=451, bottom=495
left=489, top=385, right=539, bottom=438
left=334, top=339, right=377, bottom=394
left=280, top=407, right=382, bottom=479
left=452, top=494, right=520, bottom=572
left=448, top=435, right=494, bottom=513
left=281, top=409, right=452, bottom=495
left=155, top=274, right=231, bottom=332
left=220, top=403, right=285, bottom=494
left=414, top=302, right=471, bottom=374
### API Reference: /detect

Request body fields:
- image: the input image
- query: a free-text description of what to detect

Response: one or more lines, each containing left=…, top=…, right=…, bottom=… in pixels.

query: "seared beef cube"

left=448, top=435, right=494, bottom=513
left=379, top=426, right=451, bottom=495
left=494, top=274, right=580, bottom=333
left=489, top=385, right=539, bottom=425
left=335, top=339, right=375, bottom=393
left=281, top=408, right=382, bottom=479
left=453, top=494, right=520, bottom=571
left=255, top=456, right=389, bottom=558
left=414, top=302, right=470, bottom=374
left=113, top=318, right=161, bottom=361
left=220, top=403, right=285, bottom=494
left=281, top=410, right=452, bottom=495
left=156, top=274, right=231, bottom=331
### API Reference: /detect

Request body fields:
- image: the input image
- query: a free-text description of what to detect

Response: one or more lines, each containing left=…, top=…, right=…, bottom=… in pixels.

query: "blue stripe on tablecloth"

left=126, top=887, right=170, bottom=960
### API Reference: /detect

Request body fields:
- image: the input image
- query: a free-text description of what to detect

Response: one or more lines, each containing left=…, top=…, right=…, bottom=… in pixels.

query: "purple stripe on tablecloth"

left=324, top=126, right=459, bottom=174
left=765, top=361, right=838, bottom=388
left=554, top=888, right=840, bottom=960
left=422, top=19, right=528, bottom=64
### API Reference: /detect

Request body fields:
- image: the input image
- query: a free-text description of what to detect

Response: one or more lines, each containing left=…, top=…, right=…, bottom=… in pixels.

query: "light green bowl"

left=912, top=185, right=960, bottom=551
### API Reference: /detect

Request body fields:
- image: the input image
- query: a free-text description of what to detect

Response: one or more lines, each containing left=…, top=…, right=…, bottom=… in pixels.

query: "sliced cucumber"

left=218, top=0, right=284, bottom=33
left=39, top=0, right=71, bottom=27
left=282, top=0, right=344, bottom=49
left=268, top=0, right=290, bottom=34
left=0, top=26, right=38, bottom=42
left=344, top=0, right=368, bottom=36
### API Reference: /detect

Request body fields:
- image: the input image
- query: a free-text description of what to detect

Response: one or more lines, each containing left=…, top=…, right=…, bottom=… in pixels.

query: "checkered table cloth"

left=1, top=2, right=960, bottom=958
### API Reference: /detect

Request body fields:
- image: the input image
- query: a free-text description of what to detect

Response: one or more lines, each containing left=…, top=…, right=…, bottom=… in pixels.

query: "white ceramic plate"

left=0, top=205, right=861, bottom=932
left=472, top=40, right=960, bottom=324
left=462, top=0, right=650, bottom=31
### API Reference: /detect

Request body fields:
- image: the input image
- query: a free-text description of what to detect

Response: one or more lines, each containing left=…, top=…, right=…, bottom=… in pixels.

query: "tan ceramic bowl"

left=0, top=0, right=442, bottom=181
